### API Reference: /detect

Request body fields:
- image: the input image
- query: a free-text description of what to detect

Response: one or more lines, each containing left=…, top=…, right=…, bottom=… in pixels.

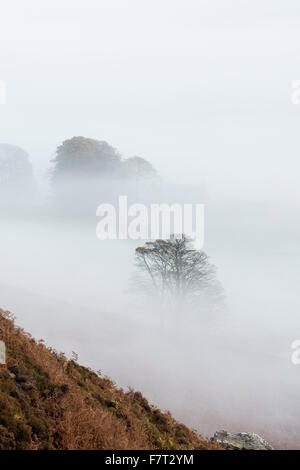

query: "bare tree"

left=132, top=235, right=224, bottom=314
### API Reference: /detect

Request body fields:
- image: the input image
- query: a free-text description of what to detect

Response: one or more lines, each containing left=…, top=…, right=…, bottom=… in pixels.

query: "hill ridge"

left=0, top=308, right=219, bottom=450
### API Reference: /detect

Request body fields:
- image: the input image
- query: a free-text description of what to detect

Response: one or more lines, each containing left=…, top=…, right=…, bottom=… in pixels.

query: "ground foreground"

left=0, top=309, right=221, bottom=450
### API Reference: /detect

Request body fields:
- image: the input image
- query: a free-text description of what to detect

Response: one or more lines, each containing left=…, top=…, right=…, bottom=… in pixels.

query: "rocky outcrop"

left=212, top=430, right=274, bottom=450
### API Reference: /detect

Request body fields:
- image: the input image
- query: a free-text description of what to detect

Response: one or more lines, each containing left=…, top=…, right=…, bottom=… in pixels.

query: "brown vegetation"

left=0, top=309, right=220, bottom=450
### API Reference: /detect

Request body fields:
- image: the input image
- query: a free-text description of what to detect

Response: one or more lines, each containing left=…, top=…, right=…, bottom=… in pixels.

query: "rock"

left=211, top=430, right=274, bottom=450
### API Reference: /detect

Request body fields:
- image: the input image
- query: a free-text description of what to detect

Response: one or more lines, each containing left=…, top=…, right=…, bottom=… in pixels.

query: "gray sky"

left=1, top=0, right=300, bottom=201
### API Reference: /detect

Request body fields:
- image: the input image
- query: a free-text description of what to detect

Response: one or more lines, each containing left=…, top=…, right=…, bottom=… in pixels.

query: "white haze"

left=0, top=0, right=300, bottom=450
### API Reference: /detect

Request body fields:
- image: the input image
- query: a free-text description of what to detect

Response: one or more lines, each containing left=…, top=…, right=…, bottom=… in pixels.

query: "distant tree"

left=121, top=156, right=157, bottom=180
left=51, top=138, right=158, bottom=182
left=0, top=144, right=36, bottom=209
left=50, top=137, right=159, bottom=214
left=51, top=137, right=121, bottom=182
left=132, top=235, right=224, bottom=313
left=0, top=144, right=33, bottom=185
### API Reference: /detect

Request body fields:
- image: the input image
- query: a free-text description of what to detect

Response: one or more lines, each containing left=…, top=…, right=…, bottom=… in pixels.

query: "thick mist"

left=1, top=0, right=300, bottom=451
left=0, top=177, right=299, bottom=449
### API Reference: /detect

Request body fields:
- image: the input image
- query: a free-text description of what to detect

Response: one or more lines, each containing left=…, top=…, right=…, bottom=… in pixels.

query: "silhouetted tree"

left=132, top=235, right=224, bottom=313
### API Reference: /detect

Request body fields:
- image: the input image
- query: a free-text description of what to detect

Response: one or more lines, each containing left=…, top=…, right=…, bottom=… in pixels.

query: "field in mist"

left=0, top=193, right=299, bottom=450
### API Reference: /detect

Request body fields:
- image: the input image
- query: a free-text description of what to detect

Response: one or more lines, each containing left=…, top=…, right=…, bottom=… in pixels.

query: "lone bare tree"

left=132, top=235, right=224, bottom=315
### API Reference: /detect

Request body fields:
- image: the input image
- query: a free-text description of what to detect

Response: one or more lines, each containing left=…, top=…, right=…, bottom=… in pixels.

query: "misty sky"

left=1, top=0, right=300, bottom=201
left=1, top=2, right=300, bottom=449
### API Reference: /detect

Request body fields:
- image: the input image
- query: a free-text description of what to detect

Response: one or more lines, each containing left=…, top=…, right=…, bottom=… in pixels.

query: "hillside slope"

left=0, top=309, right=220, bottom=450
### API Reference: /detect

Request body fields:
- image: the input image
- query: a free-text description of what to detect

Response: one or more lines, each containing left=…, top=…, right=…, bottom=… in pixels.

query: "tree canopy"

left=52, top=137, right=121, bottom=181
left=51, top=137, right=157, bottom=182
